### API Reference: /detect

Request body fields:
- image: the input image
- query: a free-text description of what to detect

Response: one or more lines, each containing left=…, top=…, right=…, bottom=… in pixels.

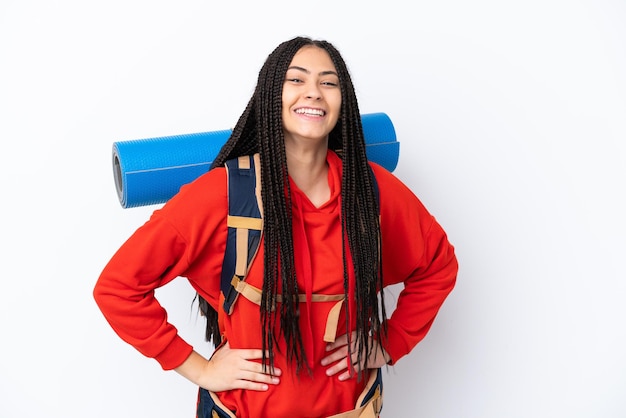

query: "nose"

left=305, top=84, right=322, bottom=100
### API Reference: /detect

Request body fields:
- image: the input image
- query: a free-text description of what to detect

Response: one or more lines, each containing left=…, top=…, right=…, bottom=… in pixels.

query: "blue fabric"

left=197, top=388, right=233, bottom=418
left=360, top=368, right=383, bottom=409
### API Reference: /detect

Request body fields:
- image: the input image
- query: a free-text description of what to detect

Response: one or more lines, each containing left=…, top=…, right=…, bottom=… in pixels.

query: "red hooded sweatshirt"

left=93, top=150, right=458, bottom=417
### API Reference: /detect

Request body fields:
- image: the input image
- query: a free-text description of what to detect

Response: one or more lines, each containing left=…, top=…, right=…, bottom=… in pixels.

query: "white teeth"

left=295, top=108, right=324, bottom=116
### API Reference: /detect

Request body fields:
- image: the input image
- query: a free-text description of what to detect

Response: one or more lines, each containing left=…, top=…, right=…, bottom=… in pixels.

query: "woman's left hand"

left=320, top=331, right=390, bottom=381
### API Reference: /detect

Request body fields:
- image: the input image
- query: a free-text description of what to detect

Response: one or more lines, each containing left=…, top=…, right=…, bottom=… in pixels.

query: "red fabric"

left=93, top=151, right=458, bottom=417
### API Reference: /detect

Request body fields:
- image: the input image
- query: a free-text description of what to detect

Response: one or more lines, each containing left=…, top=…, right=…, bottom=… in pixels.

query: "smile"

left=295, top=108, right=325, bottom=116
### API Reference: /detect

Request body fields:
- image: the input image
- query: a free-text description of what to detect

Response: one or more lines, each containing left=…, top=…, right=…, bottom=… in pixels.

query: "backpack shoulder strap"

left=220, top=153, right=263, bottom=314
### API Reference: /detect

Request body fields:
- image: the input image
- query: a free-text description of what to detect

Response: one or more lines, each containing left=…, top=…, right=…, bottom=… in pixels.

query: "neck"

left=286, top=146, right=330, bottom=208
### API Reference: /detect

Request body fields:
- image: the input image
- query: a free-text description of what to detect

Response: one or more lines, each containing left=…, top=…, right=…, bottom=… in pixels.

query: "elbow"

left=92, top=275, right=109, bottom=312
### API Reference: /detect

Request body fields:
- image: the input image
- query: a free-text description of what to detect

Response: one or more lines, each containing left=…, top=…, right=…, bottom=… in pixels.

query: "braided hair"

left=197, top=36, right=386, bottom=376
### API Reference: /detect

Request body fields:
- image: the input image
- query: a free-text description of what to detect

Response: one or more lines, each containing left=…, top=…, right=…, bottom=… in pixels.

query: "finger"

left=325, top=330, right=357, bottom=351
left=233, top=379, right=271, bottom=391
left=324, top=354, right=353, bottom=377
left=320, top=345, right=348, bottom=366
left=237, top=348, right=282, bottom=374
left=324, top=360, right=348, bottom=377
left=240, top=369, right=281, bottom=386
left=338, top=358, right=365, bottom=382
left=238, top=348, right=267, bottom=360
left=338, top=369, right=354, bottom=381
left=325, top=336, right=348, bottom=351
left=248, top=359, right=282, bottom=377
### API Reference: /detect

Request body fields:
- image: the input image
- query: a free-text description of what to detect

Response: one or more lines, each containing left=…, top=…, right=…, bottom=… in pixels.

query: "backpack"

left=197, top=153, right=379, bottom=343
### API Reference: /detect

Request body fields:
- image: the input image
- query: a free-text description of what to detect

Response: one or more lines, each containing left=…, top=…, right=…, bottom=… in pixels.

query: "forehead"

left=288, top=45, right=336, bottom=71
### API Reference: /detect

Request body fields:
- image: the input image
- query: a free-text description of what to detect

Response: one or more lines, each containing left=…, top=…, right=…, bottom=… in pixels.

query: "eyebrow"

left=287, top=66, right=338, bottom=77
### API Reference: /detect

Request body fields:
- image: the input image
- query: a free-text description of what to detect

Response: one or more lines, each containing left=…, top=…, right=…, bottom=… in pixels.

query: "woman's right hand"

left=175, top=342, right=281, bottom=392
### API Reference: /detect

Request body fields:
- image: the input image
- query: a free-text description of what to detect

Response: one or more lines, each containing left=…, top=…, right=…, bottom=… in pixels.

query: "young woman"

left=94, top=36, right=458, bottom=418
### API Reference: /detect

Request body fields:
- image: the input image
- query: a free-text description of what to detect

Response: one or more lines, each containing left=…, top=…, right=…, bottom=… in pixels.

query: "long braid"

left=321, top=41, right=387, bottom=377
left=197, top=37, right=386, bottom=376
left=255, top=39, right=308, bottom=372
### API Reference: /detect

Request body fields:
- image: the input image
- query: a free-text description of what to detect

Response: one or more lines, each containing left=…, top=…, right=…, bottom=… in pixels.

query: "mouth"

left=294, top=107, right=326, bottom=117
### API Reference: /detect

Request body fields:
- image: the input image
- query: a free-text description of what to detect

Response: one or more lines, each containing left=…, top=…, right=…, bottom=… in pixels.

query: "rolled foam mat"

left=113, top=112, right=399, bottom=208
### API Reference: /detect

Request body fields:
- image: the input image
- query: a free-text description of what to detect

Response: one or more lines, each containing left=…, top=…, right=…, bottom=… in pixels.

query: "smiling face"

left=281, top=45, right=342, bottom=149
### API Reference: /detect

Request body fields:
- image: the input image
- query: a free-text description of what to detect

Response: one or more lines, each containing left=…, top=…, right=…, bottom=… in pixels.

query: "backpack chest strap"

left=230, top=276, right=345, bottom=343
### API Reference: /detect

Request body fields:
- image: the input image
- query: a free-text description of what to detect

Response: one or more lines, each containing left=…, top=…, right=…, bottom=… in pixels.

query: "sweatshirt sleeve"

left=93, top=168, right=228, bottom=370
left=372, top=164, right=458, bottom=365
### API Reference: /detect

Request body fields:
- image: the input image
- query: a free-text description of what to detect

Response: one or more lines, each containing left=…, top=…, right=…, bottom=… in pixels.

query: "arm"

left=321, top=165, right=457, bottom=377
left=94, top=169, right=282, bottom=391
left=321, top=214, right=456, bottom=378
left=93, top=170, right=229, bottom=370
left=92, top=211, right=197, bottom=369
left=383, top=218, right=458, bottom=364
left=375, top=165, right=458, bottom=364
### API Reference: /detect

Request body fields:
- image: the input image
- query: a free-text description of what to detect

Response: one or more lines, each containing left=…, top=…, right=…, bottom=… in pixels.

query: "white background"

left=1, top=1, right=625, bottom=417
